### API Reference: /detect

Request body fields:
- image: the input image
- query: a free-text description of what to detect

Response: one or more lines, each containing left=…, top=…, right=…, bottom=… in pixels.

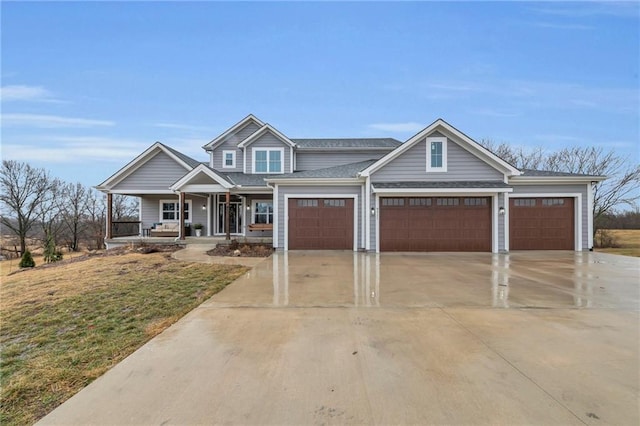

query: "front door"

left=217, top=195, right=243, bottom=234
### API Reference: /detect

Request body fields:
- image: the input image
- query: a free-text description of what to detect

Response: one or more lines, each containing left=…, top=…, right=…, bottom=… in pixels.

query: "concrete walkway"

left=38, top=251, right=640, bottom=425
left=171, top=243, right=268, bottom=267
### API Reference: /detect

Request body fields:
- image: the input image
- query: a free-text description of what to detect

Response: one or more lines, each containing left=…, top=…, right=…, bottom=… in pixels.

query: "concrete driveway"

left=39, top=251, right=639, bottom=425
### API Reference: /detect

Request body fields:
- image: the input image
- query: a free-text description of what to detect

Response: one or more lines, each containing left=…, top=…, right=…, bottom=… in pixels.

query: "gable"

left=113, top=151, right=191, bottom=191
left=204, top=114, right=264, bottom=150
left=371, top=130, right=504, bottom=182
left=245, top=130, right=294, bottom=174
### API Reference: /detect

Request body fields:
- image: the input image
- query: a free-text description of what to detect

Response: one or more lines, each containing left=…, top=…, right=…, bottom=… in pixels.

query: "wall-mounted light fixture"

left=202, top=204, right=206, bottom=210
left=498, top=207, right=505, bottom=216
left=246, top=205, right=251, bottom=211
left=370, top=207, right=376, bottom=216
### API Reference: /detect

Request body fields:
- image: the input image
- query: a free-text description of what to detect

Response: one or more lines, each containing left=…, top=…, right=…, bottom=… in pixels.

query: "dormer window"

left=222, top=150, right=236, bottom=169
left=426, top=136, right=447, bottom=172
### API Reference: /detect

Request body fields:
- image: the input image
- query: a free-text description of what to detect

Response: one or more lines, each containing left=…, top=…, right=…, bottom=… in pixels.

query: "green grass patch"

left=0, top=252, right=248, bottom=425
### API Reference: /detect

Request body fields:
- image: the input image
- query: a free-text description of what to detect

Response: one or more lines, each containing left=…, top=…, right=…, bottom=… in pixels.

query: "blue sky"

left=2, top=1, right=638, bottom=185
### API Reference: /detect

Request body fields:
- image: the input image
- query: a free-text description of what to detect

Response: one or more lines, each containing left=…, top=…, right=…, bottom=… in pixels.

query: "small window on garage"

left=323, top=199, right=346, bottom=207
left=297, top=199, right=318, bottom=207
left=382, top=198, right=405, bottom=206
left=464, top=198, right=487, bottom=206
left=542, top=198, right=565, bottom=206
left=436, top=198, right=459, bottom=206
left=409, top=198, right=431, bottom=206
left=514, top=199, right=536, bottom=207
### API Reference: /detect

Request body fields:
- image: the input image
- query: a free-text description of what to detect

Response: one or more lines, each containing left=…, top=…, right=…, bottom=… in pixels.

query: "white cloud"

left=2, top=137, right=148, bottom=163
left=2, top=113, right=115, bottom=128
left=368, top=122, right=425, bottom=133
left=0, top=85, right=59, bottom=102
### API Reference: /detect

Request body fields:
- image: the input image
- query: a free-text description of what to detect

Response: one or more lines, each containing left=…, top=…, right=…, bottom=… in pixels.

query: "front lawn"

left=0, top=251, right=248, bottom=425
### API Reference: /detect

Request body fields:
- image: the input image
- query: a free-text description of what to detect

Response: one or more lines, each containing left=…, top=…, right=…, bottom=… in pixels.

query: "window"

left=252, top=201, right=273, bottom=224
left=382, top=198, right=405, bottom=206
left=426, top=136, right=447, bottom=172
left=514, top=199, right=536, bottom=207
left=464, top=198, right=488, bottom=206
left=297, top=199, right=318, bottom=207
left=323, top=199, right=345, bottom=207
left=409, top=198, right=432, bottom=206
left=253, top=148, right=283, bottom=173
left=542, top=198, right=565, bottom=206
left=222, top=150, right=236, bottom=168
left=436, top=198, right=459, bottom=206
left=159, top=200, right=191, bottom=222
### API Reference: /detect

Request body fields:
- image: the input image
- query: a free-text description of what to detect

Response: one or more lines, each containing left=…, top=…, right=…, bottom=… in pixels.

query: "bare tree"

left=58, top=182, right=92, bottom=251
left=112, top=194, right=139, bottom=220
left=36, top=177, right=65, bottom=246
left=0, top=161, right=56, bottom=255
left=480, top=141, right=640, bottom=228
left=85, top=190, right=106, bottom=250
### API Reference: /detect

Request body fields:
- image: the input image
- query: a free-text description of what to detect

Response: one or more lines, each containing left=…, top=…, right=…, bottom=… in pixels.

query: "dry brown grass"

left=0, top=251, right=248, bottom=425
left=595, top=229, right=640, bottom=257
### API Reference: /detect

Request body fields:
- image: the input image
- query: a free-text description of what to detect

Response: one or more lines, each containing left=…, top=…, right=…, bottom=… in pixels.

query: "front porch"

left=105, top=235, right=273, bottom=250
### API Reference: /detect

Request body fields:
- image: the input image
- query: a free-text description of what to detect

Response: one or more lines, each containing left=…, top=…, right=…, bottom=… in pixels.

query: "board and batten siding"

left=210, top=122, right=261, bottom=172
left=296, top=151, right=390, bottom=171
left=510, top=184, right=590, bottom=250
left=245, top=133, right=293, bottom=174
left=276, top=185, right=363, bottom=249
left=371, top=135, right=504, bottom=182
left=141, top=194, right=208, bottom=234
left=114, top=152, right=191, bottom=190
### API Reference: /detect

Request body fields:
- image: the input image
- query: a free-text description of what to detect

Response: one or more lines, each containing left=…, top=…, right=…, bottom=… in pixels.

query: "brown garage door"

left=288, top=198, right=354, bottom=250
left=510, top=197, right=574, bottom=250
left=380, top=197, right=492, bottom=252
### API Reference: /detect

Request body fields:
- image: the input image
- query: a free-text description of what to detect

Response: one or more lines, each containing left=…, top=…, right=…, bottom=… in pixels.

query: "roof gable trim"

left=96, top=142, right=194, bottom=190
left=237, top=124, right=297, bottom=148
left=203, top=114, right=265, bottom=150
left=170, top=164, right=234, bottom=191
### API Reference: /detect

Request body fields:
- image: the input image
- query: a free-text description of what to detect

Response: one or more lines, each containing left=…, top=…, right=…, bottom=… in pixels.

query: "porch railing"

left=111, top=221, right=141, bottom=237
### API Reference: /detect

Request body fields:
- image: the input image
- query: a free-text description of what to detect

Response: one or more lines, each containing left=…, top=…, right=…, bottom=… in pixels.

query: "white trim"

left=243, top=149, right=247, bottom=174
left=587, top=182, right=594, bottom=249
left=365, top=176, right=371, bottom=251
left=207, top=195, right=213, bottom=237
left=252, top=147, right=285, bottom=174
left=492, top=194, right=499, bottom=254
left=273, top=184, right=279, bottom=248
left=503, top=192, right=510, bottom=252
left=283, top=194, right=359, bottom=252
left=375, top=194, right=380, bottom=253
left=507, top=193, right=583, bottom=251
left=373, top=187, right=512, bottom=195
left=359, top=119, right=521, bottom=177
left=222, top=150, right=236, bottom=169
left=360, top=183, right=366, bottom=249
left=159, top=199, right=192, bottom=223
left=510, top=176, right=605, bottom=184
left=203, top=114, right=264, bottom=150
left=96, top=142, right=194, bottom=190
left=170, top=164, right=234, bottom=191
left=138, top=197, right=142, bottom=236
left=237, top=124, right=297, bottom=149
left=107, top=189, right=176, bottom=195
left=426, top=136, right=448, bottom=173
left=289, top=146, right=294, bottom=173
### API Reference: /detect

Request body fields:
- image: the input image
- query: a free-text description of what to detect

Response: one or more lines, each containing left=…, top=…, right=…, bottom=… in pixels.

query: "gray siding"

left=246, top=133, right=293, bottom=174
left=141, top=194, right=208, bottom=235
left=510, top=184, right=589, bottom=250
left=371, top=137, right=503, bottom=182
left=276, top=185, right=364, bottom=250
left=115, top=151, right=190, bottom=190
left=296, top=151, right=390, bottom=171
left=210, top=122, right=260, bottom=171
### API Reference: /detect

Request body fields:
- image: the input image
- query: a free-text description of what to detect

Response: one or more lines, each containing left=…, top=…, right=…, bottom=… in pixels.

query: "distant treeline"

left=596, top=210, right=640, bottom=230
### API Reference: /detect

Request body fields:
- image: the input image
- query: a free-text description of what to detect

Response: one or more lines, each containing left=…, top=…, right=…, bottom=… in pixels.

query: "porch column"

left=207, top=194, right=213, bottom=237
left=106, top=192, right=113, bottom=239
left=225, top=191, right=231, bottom=240
left=179, top=192, right=186, bottom=240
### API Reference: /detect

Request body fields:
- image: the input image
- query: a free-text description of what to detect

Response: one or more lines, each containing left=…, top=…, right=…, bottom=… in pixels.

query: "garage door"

left=510, top=197, right=574, bottom=250
left=288, top=198, right=354, bottom=250
left=380, top=197, right=492, bottom=252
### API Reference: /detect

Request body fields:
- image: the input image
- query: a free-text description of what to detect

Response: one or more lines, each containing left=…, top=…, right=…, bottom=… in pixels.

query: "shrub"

left=19, top=249, right=35, bottom=268
left=594, top=229, right=620, bottom=248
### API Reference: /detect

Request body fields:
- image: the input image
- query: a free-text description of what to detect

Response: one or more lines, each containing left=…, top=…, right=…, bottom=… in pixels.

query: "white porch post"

left=207, top=194, right=213, bottom=237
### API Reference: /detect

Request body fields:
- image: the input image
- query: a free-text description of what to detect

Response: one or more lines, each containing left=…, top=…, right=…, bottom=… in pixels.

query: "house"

left=96, top=114, right=605, bottom=252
